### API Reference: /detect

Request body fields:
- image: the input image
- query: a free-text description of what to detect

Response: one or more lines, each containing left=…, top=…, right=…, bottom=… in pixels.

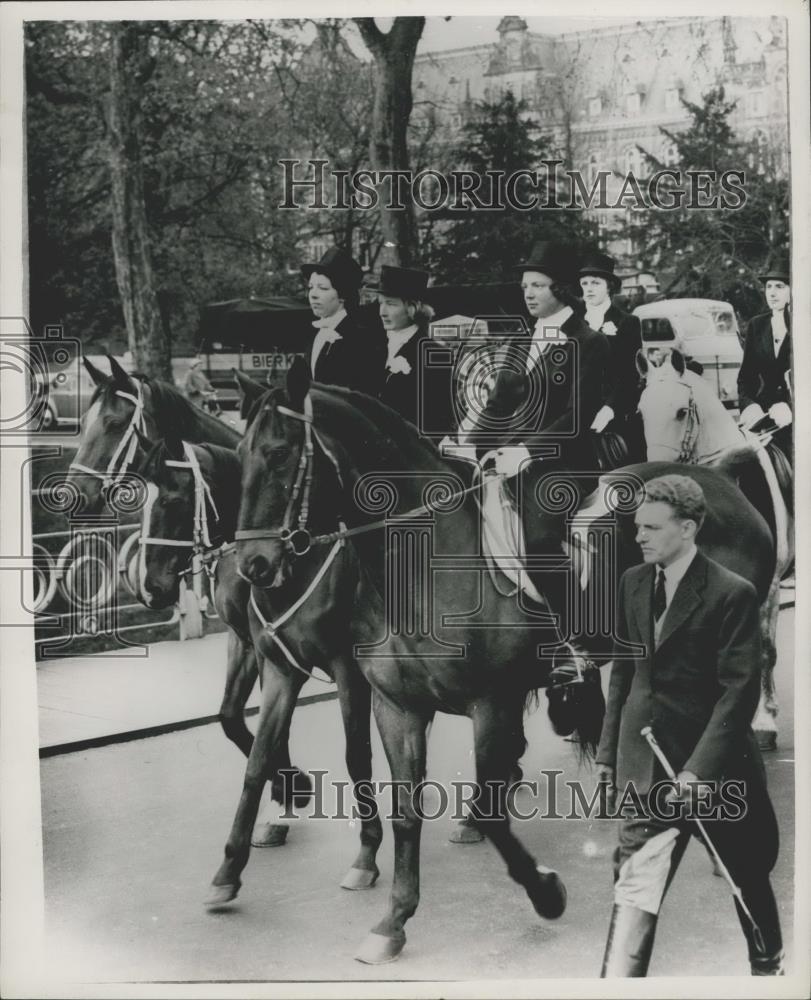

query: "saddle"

left=765, top=441, right=793, bottom=516
left=591, top=429, right=629, bottom=472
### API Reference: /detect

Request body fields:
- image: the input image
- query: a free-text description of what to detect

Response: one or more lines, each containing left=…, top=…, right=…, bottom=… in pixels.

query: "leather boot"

left=600, top=903, right=658, bottom=977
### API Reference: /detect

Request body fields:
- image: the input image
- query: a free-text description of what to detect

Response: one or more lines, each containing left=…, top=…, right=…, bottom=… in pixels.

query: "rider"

left=475, top=241, right=610, bottom=610
left=578, top=250, right=643, bottom=464
left=184, top=356, right=217, bottom=411
left=737, top=255, right=792, bottom=459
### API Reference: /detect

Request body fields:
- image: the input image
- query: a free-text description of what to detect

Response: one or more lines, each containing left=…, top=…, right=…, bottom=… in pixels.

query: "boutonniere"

left=321, top=329, right=343, bottom=345
left=386, top=356, right=412, bottom=376
left=601, top=321, right=618, bottom=336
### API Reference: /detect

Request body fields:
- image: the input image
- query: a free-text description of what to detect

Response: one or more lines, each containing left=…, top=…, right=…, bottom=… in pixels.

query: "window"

left=588, top=96, right=602, bottom=117
left=625, top=92, right=641, bottom=115
left=665, top=87, right=681, bottom=111
left=747, top=91, right=765, bottom=116
left=624, top=146, right=641, bottom=176
left=663, top=143, right=679, bottom=167
left=588, top=151, right=602, bottom=186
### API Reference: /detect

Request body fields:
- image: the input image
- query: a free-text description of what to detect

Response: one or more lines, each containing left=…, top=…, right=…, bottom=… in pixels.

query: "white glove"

left=739, top=403, right=766, bottom=429
left=591, top=405, right=614, bottom=433
left=494, top=445, right=531, bottom=478
left=768, top=402, right=792, bottom=428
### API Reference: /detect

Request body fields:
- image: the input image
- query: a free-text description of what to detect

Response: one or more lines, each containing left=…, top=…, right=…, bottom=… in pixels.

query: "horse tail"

left=543, top=647, right=605, bottom=764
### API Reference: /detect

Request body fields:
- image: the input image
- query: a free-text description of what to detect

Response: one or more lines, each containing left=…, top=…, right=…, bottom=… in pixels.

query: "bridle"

left=643, top=378, right=701, bottom=464
left=69, top=382, right=147, bottom=490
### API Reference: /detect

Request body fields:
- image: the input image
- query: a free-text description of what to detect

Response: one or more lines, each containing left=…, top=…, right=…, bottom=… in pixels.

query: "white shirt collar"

left=527, top=306, right=571, bottom=371
left=386, top=324, right=419, bottom=369
left=312, top=307, right=346, bottom=330
left=658, top=544, right=698, bottom=598
left=584, top=301, right=611, bottom=330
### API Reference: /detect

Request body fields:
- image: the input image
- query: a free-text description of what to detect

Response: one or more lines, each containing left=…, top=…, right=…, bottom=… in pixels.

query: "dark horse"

left=222, top=359, right=776, bottom=964
left=131, top=426, right=384, bottom=886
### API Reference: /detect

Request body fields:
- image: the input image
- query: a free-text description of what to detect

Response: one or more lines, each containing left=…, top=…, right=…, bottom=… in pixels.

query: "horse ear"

left=635, top=350, right=649, bottom=378
left=134, top=427, right=155, bottom=452
left=233, top=369, right=266, bottom=420
left=83, top=355, right=110, bottom=387
left=670, top=348, right=686, bottom=375
left=287, top=356, right=311, bottom=412
left=163, top=434, right=186, bottom=461
left=107, top=354, right=134, bottom=388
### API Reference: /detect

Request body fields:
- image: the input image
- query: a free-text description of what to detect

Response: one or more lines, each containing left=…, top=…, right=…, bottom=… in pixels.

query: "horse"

left=636, top=348, right=793, bottom=749
left=131, top=425, right=384, bottom=887
left=216, top=358, right=775, bottom=963
left=67, top=355, right=240, bottom=515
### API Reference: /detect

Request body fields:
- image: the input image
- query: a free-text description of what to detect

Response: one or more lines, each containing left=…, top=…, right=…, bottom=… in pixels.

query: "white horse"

left=637, top=348, right=793, bottom=750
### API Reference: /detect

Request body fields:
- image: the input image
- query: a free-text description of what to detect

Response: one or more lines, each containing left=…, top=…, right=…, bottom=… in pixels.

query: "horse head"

left=129, top=430, right=198, bottom=609
left=637, top=349, right=703, bottom=463
left=235, top=361, right=342, bottom=589
left=68, top=355, right=152, bottom=513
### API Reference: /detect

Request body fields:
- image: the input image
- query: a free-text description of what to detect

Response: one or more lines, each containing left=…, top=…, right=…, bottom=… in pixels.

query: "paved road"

left=40, top=609, right=795, bottom=985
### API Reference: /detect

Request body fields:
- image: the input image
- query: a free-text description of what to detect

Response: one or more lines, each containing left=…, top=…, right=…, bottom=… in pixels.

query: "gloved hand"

left=591, top=405, right=615, bottom=433
left=596, top=765, right=617, bottom=815
left=662, top=769, right=711, bottom=811
left=739, top=402, right=766, bottom=429
left=768, top=402, right=792, bottom=428
left=494, top=445, right=531, bottom=478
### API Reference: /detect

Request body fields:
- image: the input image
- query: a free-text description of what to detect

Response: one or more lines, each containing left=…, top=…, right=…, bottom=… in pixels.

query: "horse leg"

left=333, top=656, right=383, bottom=890
left=355, top=693, right=432, bottom=964
left=753, top=575, right=780, bottom=751
left=205, top=661, right=306, bottom=908
left=469, top=697, right=567, bottom=921
left=218, top=630, right=257, bottom=757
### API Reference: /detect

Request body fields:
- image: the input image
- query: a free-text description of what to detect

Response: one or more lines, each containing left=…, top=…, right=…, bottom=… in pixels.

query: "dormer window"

left=665, top=87, right=682, bottom=111
left=588, top=96, right=602, bottom=117
left=625, top=92, right=641, bottom=115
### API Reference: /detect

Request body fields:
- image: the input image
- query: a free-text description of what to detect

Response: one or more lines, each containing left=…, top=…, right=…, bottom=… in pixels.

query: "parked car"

left=633, top=298, right=743, bottom=407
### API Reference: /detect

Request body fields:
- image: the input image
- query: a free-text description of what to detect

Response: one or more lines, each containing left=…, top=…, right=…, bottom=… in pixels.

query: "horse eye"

left=675, top=407, right=688, bottom=420
left=262, top=444, right=288, bottom=467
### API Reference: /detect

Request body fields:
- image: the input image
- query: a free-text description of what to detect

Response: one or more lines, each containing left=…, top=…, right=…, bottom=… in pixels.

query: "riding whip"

left=640, top=726, right=765, bottom=953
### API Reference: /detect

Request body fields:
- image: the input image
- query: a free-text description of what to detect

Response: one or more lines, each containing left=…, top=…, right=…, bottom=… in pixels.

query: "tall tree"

left=354, top=17, right=425, bottom=267
left=424, top=90, right=594, bottom=283
left=107, top=22, right=170, bottom=377
left=623, top=86, right=789, bottom=317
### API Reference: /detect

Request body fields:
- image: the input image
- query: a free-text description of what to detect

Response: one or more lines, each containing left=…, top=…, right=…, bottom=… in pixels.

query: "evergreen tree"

left=423, top=90, right=593, bottom=284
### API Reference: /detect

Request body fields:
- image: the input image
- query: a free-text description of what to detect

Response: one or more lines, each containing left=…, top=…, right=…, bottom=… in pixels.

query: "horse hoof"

left=449, top=820, right=484, bottom=844
left=340, top=866, right=380, bottom=890
left=355, top=931, right=405, bottom=965
left=251, top=822, right=289, bottom=848
left=205, top=883, right=240, bottom=909
left=755, top=730, right=777, bottom=752
left=528, top=865, right=567, bottom=920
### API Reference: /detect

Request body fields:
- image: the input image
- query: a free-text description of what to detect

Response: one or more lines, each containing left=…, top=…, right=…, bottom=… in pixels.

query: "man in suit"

left=596, top=474, right=783, bottom=977
left=579, top=250, right=643, bottom=463
left=737, top=256, right=792, bottom=458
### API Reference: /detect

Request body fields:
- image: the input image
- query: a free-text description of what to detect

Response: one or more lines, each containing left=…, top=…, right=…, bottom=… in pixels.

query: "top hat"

left=758, top=254, right=790, bottom=284
left=375, top=265, right=430, bottom=301
left=579, top=250, right=621, bottom=290
left=514, top=241, right=576, bottom=285
left=301, top=247, right=364, bottom=291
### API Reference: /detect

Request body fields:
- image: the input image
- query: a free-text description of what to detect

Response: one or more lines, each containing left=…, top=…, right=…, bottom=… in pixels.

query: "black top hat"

left=514, top=241, right=576, bottom=285
left=301, top=247, right=363, bottom=291
left=376, top=265, right=430, bottom=301
left=758, top=254, right=790, bottom=284
left=579, top=250, right=620, bottom=283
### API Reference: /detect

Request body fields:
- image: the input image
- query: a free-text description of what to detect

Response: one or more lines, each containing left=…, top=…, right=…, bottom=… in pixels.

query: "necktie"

left=653, top=568, right=667, bottom=622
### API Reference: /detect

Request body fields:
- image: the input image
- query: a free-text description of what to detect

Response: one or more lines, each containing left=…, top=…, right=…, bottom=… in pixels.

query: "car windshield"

left=643, top=306, right=737, bottom=341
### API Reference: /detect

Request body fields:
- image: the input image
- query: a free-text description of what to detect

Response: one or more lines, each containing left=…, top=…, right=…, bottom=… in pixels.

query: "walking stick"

left=641, top=726, right=765, bottom=953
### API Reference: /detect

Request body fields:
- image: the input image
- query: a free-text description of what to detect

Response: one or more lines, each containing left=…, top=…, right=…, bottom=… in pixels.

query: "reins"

left=70, top=383, right=147, bottom=488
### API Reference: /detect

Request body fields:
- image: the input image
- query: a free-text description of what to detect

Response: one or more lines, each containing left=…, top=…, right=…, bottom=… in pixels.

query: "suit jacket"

left=737, top=309, right=792, bottom=412
left=476, top=311, right=609, bottom=473
left=596, top=550, right=765, bottom=798
left=594, top=304, right=643, bottom=421
left=310, top=313, right=376, bottom=394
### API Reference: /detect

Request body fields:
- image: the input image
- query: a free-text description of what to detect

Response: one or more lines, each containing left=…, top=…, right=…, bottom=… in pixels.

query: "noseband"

left=645, top=380, right=701, bottom=464
left=69, top=382, right=147, bottom=489
left=234, top=395, right=345, bottom=559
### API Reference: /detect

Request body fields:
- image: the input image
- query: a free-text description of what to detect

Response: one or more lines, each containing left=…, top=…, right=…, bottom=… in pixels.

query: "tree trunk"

left=354, top=17, right=425, bottom=267
left=107, top=22, right=170, bottom=378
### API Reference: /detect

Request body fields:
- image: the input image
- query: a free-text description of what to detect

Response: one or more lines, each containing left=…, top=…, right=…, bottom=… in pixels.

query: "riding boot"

left=733, top=880, right=784, bottom=975
left=600, top=903, right=658, bottom=977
